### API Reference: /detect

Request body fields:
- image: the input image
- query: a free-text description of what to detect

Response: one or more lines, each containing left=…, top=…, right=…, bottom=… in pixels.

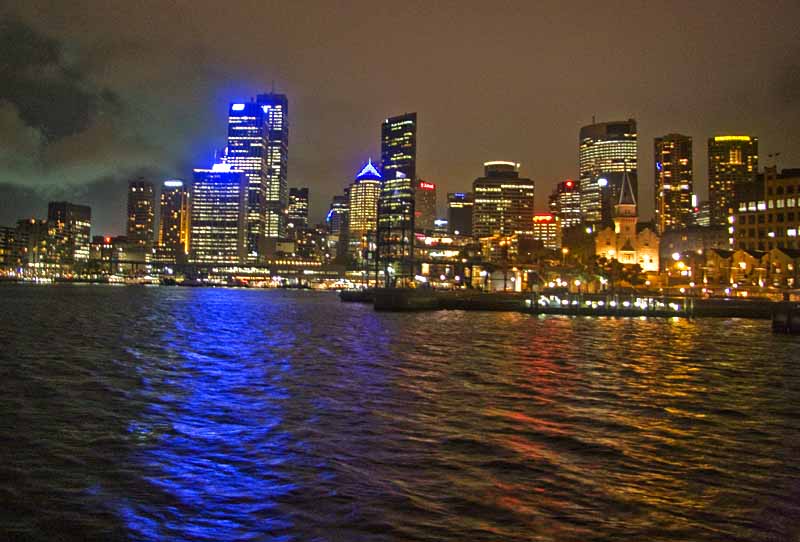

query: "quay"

left=344, top=288, right=783, bottom=322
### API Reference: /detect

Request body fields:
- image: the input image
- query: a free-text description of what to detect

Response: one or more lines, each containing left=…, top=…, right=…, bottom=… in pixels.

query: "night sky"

left=1, top=0, right=799, bottom=235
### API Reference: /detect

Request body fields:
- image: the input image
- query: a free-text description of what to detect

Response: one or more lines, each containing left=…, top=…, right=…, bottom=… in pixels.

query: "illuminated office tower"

left=157, top=179, right=189, bottom=264
left=347, top=159, right=383, bottom=258
left=381, top=112, right=417, bottom=181
left=447, top=192, right=473, bottom=236
left=579, top=119, right=637, bottom=227
left=653, top=134, right=693, bottom=233
left=256, top=92, right=289, bottom=239
left=47, top=201, right=91, bottom=265
left=326, top=194, right=349, bottom=236
left=531, top=213, right=562, bottom=250
left=287, top=187, right=309, bottom=235
left=414, top=179, right=437, bottom=231
left=226, top=102, right=268, bottom=260
left=127, top=179, right=155, bottom=248
left=377, top=170, right=415, bottom=285
left=548, top=180, right=581, bottom=229
left=708, top=135, right=758, bottom=226
left=472, top=161, right=536, bottom=238
left=189, top=164, right=247, bottom=265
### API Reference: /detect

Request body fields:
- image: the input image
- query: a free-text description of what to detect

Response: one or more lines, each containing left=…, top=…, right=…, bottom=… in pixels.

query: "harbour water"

left=1, top=285, right=799, bottom=541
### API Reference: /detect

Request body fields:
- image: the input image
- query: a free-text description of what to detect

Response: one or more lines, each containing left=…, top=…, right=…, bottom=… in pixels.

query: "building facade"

left=347, top=160, right=383, bottom=260
left=256, top=93, right=289, bottom=240
left=447, top=192, right=473, bottom=236
left=472, top=161, right=536, bottom=238
left=548, top=179, right=581, bottom=229
left=733, top=167, right=800, bottom=252
left=531, top=213, right=562, bottom=251
left=189, top=164, right=248, bottom=264
left=157, top=179, right=189, bottom=264
left=414, top=179, right=437, bottom=232
left=377, top=171, right=415, bottom=284
left=47, top=201, right=91, bottom=265
left=287, top=187, right=309, bottom=236
left=127, top=179, right=155, bottom=249
left=595, top=171, right=659, bottom=272
left=381, top=113, right=417, bottom=181
left=654, top=133, right=693, bottom=233
left=579, top=119, right=638, bottom=227
left=708, top=135, right=758, bottom=226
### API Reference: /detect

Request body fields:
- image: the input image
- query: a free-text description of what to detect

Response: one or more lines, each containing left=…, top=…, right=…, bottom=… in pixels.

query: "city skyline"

left=1, top=2, right=799, bottom=235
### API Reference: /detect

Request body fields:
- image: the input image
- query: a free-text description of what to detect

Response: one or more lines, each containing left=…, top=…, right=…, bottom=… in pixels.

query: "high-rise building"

left=127, top=179, right=155, bottom=249
left=414, top=179, right=437, bottom=232
left=157, top=179, right=189, bottom=264
left=654, top=134, right=693, bottom=233
left=579, top=119, right=637, bottom=227
left=472, top=161, right=536, bottom=238
left=257, top=93, right=289, bottom=240
left=531, top=213, right=562, bottom=251
left=708, top=135, right=758, bottom=226
left=376, top=170, right=415, bottom=284
left=287, top=187, right=309, bottom=235
left=548, top=180, right=581, bottom=229
left=226, top=102, right=268, bottom=260
left=381, top=113, right=417, bottom=181
left=47, top=201, right=91, bottom=265
left=189, top=164, right=247, bottom=264
left=326, top=193, right=350, bottom=262
left=347, top=159, right=383, bottom=260
left=447, top=192, right=473, bottom=236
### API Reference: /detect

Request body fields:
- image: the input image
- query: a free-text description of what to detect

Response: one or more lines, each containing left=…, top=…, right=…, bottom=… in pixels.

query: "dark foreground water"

left=1, top=285, right=799, bottom=541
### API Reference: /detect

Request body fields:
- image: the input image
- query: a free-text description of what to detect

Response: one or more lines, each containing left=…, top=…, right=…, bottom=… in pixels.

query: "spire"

left=355, top=158, right=382, bottom=181
left=619, top=167, right=636, bottom=206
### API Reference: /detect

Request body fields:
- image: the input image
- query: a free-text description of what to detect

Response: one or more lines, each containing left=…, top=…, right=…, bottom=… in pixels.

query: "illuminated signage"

left=565, top=180, right=574, bottom=188
left=231, top=103, right=245, bottom=111
left=533, top=214, right=555, bottom=222
left=419, top=181, right=435, bottom=190
left=164, top=180, right=184, bottom=188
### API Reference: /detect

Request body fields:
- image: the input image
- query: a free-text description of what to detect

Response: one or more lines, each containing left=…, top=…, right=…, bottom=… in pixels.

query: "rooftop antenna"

left=592, top=114, right=596, bottom=124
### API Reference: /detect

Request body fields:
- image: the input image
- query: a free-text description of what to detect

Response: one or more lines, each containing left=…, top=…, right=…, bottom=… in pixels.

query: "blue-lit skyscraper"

left=256, top=92, right=289, bottom=240
left=381, top=113, right=417, bottom=181
left=226, top=92, right=289, bottom=261
left=190, top=164, right=248, bottom=265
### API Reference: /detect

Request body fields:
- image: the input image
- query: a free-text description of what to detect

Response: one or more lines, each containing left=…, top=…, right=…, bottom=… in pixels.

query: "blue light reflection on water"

left=123, top=289, right=304, bottom=541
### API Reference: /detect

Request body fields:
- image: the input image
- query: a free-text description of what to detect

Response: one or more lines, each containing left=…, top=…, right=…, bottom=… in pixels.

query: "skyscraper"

left=376, top=171, right=415, bottom=285
left=579, top=119, right=637, bottom=227
left=347, top=159, right=383, bottom=260
left=414, top=179, right=437, bottom=231
left=189, top=164, right=248, bottom=265
left=708, top=135, right=758, bottom=226
left=127, top=179, right=155, bottom=249
left=326, top=192, right=350, bottom=262
left=654, top=134, right=693, bottom=233
left=472, top=161, right=536, bottom=238
left=226, top=101, right=268, bottom=260
left=47, top=201, right=91, bottom=265
left=381, top=113, right=417, bottom=181
left=287, top=187, right=309, bottom=235
left=157, top=179, right=189, bottom=264
left=548, top=180, right=581, bottom=229
left=256, top=92, right=289, bottom=240
left=447, top=192, right=473, bottom=236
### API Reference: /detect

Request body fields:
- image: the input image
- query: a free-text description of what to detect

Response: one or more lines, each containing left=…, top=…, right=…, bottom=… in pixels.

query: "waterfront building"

left=732, top=167, right=800, bottom=252
left=15, top=218, right=68, bottom=275
left=659, top=226, right=730, bottom=268
left=376, top=171, right=415, bottom=285
left=156, top=179, right=189, bottom=265
left=327, top=191, right=350, bottom=262
left=594, top=170, right=659, bottom=272
left=347, top=160, right=382, bottom=261
left=127, top=179, right=155, bottom=249
left=287, top=187, right=309, bottom=236
left=226, top=101, right=268, bottom=260
left=414, top=179, right=437, bottom=232
left=531, top=213, right=562, bottom=251
left=47, top=201, right=91, bottom=265
left=654, top=133, right=693, bottom=233
left=579, top=119, right=637, bottom=227
left=257, top=93, right=289, bottom=240
left=472, top=161, right=536, bottom=238
left=708, top=135, right=758, bottom=226
left=381, top=113, right=416, bottom=181
left=189, top=164, right=248, bottom=264
left=0, top=226, right=26, bottom=270
left=447, top=192, right=473, bottom=236
left=548, top=180, right=581, bottom=229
